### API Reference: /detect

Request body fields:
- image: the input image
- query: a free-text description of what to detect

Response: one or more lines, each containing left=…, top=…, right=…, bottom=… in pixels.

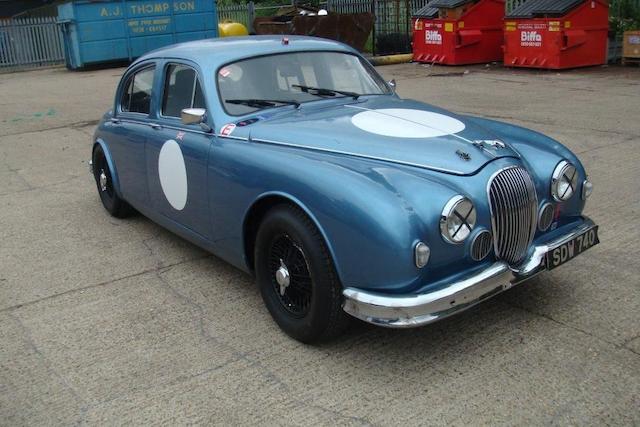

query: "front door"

left=145, top=62, right=213, bottom=239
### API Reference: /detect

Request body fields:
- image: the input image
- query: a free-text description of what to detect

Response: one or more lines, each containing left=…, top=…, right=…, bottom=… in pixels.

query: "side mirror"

left=388, top=79, right=397, bottom=91
left=181, top=108, right=206, bottom=125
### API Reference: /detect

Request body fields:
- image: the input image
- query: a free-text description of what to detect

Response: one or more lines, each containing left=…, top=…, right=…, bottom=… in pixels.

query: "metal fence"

left=217, top=0, right=527, bottom=55
left=0, top=17, right=65, bottom=71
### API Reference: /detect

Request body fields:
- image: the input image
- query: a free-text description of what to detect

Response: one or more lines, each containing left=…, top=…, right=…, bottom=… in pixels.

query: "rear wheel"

left=92, top=145, right=133, bottom=218
left=255, top=204, right=349, bottom=343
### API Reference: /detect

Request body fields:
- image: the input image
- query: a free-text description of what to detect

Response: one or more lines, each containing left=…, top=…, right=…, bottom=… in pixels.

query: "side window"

left=120, top=66, right=155, bottom=115
left=162, top=64, right=206, bottom=117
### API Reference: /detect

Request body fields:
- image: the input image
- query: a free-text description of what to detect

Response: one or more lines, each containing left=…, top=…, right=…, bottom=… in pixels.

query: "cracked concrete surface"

left=0, top=63, right=638, bottom=425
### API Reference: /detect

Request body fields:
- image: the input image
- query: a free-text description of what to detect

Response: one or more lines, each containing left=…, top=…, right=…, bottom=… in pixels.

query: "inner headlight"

left=440, top=196, right=476, bottom=244
left=551, top=161, right=578, bottom=202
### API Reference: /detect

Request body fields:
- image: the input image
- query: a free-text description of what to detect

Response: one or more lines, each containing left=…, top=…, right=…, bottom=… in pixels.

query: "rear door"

left=145, top=61, right=213, bottom=239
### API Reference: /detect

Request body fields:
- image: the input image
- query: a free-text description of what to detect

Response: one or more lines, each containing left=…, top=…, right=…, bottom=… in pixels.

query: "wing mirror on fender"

left=181, top=108, right=212, bottom=132
left=388, top=79, right=397, bottom=91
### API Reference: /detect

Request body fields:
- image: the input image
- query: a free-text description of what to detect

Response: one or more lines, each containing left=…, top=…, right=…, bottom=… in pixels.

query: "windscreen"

left=217, top=51, right=391, bottom=116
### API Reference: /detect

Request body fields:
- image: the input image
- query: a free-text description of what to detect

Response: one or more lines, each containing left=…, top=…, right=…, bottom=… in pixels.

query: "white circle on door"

left=158, top=139, right=188, bottom=210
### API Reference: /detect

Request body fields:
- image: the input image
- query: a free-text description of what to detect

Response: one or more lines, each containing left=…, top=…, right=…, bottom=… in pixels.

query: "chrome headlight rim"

left=440, top=195, right=476, bottom=244
left=551, top=160, right=578, bottom=202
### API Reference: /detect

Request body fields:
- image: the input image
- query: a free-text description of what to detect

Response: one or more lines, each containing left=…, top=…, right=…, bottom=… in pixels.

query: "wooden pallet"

left=622, top=31, right=640, bottom=66
left=622, top=57, right=640, bottom=66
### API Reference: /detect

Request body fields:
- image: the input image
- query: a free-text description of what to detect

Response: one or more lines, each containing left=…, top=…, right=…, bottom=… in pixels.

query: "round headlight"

left=440, top=196, right=476, bottom=244
left=551, top=161, right=578, bottom=202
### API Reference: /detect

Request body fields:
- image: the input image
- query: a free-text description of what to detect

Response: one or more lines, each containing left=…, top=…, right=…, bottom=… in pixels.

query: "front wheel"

left=254, top=204, right=349, bottom=343
left=92, top=145, right=133, bottom=218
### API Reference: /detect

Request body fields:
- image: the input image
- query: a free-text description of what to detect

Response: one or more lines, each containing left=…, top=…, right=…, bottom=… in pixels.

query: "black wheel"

left=255, top=204, right=349, bottom=343
left=92, top=145, right=133, bottom=218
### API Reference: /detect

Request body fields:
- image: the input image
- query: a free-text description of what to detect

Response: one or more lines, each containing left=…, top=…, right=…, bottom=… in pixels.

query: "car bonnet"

left=229, top=96, right=520, bottom=176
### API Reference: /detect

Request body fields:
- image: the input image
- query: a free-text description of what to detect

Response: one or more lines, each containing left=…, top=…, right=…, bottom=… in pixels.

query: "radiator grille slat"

left=488, top=167, right=538, bottom=265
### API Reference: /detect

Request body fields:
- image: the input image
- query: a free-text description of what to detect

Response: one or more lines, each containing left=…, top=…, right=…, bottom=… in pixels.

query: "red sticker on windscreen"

left=219, top=67, right=231, bottom=78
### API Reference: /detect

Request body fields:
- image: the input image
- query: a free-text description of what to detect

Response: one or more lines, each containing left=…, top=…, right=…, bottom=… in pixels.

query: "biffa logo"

left=520, top=31, right=542, bottom=47
left=425, top=30, right=442, bottom=45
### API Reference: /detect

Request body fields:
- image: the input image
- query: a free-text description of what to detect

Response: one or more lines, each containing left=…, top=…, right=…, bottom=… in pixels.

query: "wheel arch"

left=92, top=138, right=123, bottom=197
left=242, top=192, right=341, bottom=280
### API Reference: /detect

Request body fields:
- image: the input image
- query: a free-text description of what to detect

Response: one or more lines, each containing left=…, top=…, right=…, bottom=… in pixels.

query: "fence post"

left=371, top=0, right=377, bottom=56
left=248, top=1, right=255, bottom=33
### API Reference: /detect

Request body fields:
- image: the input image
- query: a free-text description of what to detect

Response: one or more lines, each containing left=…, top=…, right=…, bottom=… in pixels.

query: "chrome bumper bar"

left=342, top=218, right=597, bottom=328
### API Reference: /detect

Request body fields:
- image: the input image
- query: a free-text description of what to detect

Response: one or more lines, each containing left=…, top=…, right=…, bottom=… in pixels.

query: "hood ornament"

left=473, top=139, right=506, bottom=149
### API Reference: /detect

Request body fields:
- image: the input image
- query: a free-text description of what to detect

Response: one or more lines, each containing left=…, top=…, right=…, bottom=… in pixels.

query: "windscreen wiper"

left=292, top=85, right=360, bottom=100
left=225, top=99, right=300, bottom=109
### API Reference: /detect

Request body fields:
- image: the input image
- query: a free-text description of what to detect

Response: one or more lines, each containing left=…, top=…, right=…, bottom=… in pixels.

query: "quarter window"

left=121, top=66, right=155, bottom=115
left=162, top=64, right=206, bottom=118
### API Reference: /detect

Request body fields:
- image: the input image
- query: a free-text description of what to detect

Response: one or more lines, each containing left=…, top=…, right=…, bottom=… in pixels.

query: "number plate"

left=546, top=226, right=599, bottom=270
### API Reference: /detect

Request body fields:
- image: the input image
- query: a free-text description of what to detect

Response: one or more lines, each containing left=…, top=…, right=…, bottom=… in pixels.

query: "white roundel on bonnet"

left=351, top=108, right=466, bottom=138
left=158, top=139, right=188, bottom=211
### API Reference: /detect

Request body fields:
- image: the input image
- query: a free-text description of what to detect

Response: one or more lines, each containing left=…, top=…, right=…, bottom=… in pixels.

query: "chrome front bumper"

left=342, top=217, right=597, bottom=328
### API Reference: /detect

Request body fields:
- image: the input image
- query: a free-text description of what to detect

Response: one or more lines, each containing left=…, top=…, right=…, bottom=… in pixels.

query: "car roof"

left=132, top=35, right=358, bottom=70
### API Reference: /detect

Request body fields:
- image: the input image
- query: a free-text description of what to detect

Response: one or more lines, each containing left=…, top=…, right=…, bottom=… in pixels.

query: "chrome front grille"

left=488, top=167, right=538, bottom=265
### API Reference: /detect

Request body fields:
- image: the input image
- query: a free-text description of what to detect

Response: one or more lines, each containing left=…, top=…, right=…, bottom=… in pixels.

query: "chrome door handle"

left=150, top=123, right=162, bottom=130
left=110, top=118, right=120, bottom=124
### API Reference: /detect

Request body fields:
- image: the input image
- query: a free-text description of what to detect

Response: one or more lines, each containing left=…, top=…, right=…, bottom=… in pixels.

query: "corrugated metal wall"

left=0, top=17, right=65, bottom=71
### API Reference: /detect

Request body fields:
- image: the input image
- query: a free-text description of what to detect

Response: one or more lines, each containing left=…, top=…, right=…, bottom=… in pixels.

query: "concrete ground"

left=0, top=62, right=639, bottom=426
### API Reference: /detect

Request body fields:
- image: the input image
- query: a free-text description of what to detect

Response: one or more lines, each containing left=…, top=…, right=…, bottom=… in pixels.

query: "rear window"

left=121, top=66, right=155, bottom=115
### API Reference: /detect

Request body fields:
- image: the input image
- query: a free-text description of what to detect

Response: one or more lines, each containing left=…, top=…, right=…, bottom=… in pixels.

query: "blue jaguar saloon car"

left=91, top=36, right=598, bottom=343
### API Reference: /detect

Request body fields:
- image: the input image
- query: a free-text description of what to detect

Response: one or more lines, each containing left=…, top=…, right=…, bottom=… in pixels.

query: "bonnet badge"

left=456, top=150, right=471, bottom=161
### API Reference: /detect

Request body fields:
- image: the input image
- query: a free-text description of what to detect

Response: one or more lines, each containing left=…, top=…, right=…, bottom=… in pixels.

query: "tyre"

left=254, top=204, right=349, bottom=343
left=92, top=145, right=133, bottom=218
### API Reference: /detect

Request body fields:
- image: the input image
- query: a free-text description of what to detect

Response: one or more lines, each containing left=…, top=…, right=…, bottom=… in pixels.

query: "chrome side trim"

left=217, top=134, right=249, bottom=141
left=342, top=217, right=597, bottom=328
left=117, top=118, right=214, bottom=136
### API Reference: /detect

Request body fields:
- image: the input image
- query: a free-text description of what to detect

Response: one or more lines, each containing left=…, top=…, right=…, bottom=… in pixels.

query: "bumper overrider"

left=342, top=217, right=598, bottom=328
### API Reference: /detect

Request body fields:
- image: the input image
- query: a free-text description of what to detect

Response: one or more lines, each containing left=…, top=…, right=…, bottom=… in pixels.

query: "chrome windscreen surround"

left=471, top=230, right=492, bottom=261
left=487, top=166, right=538, bottom=265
